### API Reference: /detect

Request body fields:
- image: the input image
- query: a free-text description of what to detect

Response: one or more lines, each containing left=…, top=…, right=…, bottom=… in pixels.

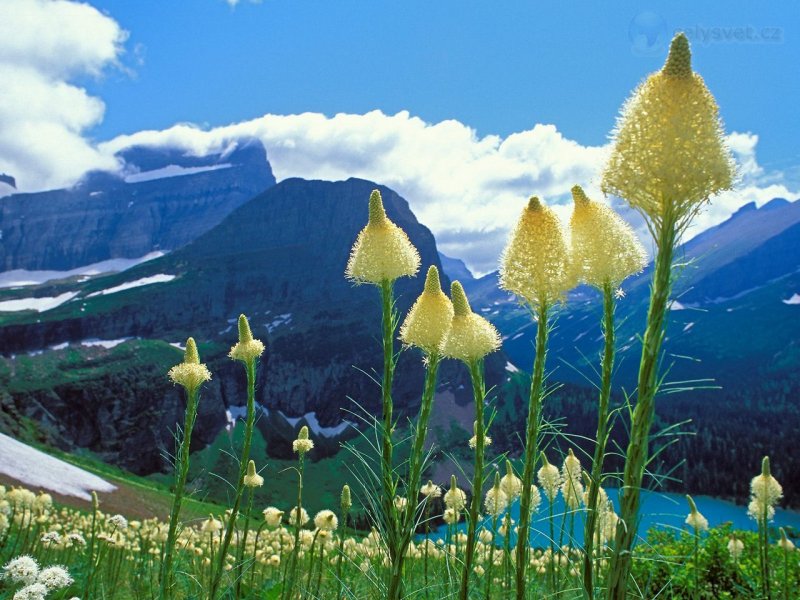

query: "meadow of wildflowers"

left=1, top=32, right=798, bottom=600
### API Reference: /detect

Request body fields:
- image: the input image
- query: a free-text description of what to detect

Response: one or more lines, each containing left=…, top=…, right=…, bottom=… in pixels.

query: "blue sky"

left=1, top=0, right=798, bottom=272
left=86, top=1, right=797, bottom=168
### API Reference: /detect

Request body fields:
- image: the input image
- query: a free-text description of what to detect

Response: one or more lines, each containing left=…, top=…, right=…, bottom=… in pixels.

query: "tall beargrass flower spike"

left=399, top=265, right=454, bottom=353
left=601, top=32, right=735, bottom=236
left=605, top=32, right=735, bottom=600
left=211, top=314, right=263, bottom=600
left=572, top=183, right=645, bottom=598
left=569, top=185, right=647, bottom=288
left=243, top=460, right=264, bottom=488
left=345, top=189, right=421, bottom=284
left=748, top=456, right=783, bottom=600
left=161, top=337, right=209, bottom=600
left=685, top=495, right=708, bottom=532
left=499, top=196, right=573, bottom=306
left=394, top=265, right=452, bottom=600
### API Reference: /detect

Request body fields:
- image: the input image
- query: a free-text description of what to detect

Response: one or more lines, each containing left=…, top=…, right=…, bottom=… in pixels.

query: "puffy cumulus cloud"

left=102, top=111, right=609, bottom=274
left=0, top=0, right=126, bottom=191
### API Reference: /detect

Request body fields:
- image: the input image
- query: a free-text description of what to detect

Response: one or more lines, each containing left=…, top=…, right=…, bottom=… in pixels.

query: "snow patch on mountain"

left=0, top=434, right=116, bottom=500
left=782, top=293, right=800, bottom=305
left=123, top=163, right=233, bottom=184
left=0, top=292, right=78, bottom=313
left=87, top=274, right=176, bottom=297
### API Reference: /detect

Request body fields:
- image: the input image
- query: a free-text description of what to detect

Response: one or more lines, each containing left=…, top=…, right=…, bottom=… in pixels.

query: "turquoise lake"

left=429, top=489, right=800, bottom=546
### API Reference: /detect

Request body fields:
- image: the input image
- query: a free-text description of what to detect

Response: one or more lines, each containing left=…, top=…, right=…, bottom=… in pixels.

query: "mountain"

left=0, top=138, right=275, bottom=271
left=0, top=177, right=504, bottom=474
left=438, top=252, right=475, bottom=283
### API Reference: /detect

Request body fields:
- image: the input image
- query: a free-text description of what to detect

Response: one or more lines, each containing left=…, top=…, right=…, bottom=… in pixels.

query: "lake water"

left=428, top=489, right=800, bottom=546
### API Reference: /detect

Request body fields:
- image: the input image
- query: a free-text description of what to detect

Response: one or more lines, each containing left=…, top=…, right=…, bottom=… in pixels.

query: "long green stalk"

left=209, top=359, right=257, bottom=600
left=460, top=359, right=488, bottom=600
left=515, top=300, right=550, bottom=599
left=283, top=455, right=306, bottom=600
left=582, top=282, right=616, bottom=599
left=379, top=279, right=404, bottom=599
left=606, top=215, right=678, bottom=599
left=390, top=353, right=441, bottom=599
left=159, top=386, right=200, bottom=600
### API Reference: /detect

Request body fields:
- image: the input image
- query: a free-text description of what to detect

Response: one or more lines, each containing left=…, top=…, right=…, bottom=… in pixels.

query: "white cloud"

left=101, top=113, right=797, bottom=275
left=0, top=0, right=126, bottom=190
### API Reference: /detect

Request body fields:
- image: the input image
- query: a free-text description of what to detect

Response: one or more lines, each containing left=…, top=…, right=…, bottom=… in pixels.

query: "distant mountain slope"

left=438, top=252, right=475, bottom=283
left=0, top=177, right=504, bottom=473
left=0, top=138, right=275, bottom=271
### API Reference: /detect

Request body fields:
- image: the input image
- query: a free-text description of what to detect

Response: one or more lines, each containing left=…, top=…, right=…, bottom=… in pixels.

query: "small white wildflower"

left=3, top=555, right=40, bottom=585
left=37, top=565, right=73, bottom=590
left=13, top=583, right=48, bottom=600
left=108, top=514, right=128, bottom=530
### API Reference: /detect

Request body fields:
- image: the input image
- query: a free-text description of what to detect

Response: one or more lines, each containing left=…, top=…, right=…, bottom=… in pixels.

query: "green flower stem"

left=693, top=529, right=699, bottom=598
left=606, top=214, right=678, bottom=600
left=283, top=454, right=305, bottom=600
left=459, top=358, right=488, bottom=600
left=82, top=494, right=99, bottom=600
left=379, top=279, right=403, bottom=598
left=582, top=282, right=617, bottom=599
left=210, top=358, right=257, bottom=600
left=515, top=300, right=550, bottom=600
left=336, top=506, right=350, bottom=600
left=485, top=515, right=499, bottom=600
left=391, top=352, right=442, bottom=599
left=159, top=386, right=200, bottom=600
left=235, top=486, right=256, bottom=598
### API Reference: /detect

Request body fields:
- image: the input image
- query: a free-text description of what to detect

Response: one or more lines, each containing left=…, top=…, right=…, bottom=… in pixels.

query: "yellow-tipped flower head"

left=468, top=420, right=492, bottom=449
left=569, top=185, right=647, bottom=287
left=537, top=453, right=562, bottom=503
left=168, top=337, right=212, bottom=394
left=499, top=196, right=573, bottom=306
left=560, top=449, right=584, bottom=510
left=747, top=456, right=783, bottom=524
left=601, top=33, right=735, bottom=231
left=484, top=473, right=508, bottom=517
left=685, top=495, right=709, bottom=532
left=292, top=425, right=314, bottom=455
left=243, top=460, right=264, bottom=488
left=444, top=475, right=467, bottom=511
left=345, top=189, right=421, bottom=284
left=499, top=460, right=522, bottom=501
left=399, top=265, right=454, bottom=354
left=439, top=281, right=501, bottom=363
left=229, top=315, right=265, bottom=363
left=341, top=484, right=352, bottom=513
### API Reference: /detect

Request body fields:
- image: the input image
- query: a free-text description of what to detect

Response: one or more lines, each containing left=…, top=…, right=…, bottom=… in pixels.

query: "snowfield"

left=782, top=293, right=800, bottom=305
left=0, top=292, right=78, bottom=312
left=86, top=274, right=176, bottom=297
left=0, top=434, right=116, bottom=500
left=0, top=252, right=164, bottom=289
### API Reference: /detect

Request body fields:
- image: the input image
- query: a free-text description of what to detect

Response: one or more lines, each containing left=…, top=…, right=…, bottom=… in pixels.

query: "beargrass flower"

left=36, top=565, right=72, bottom=590
left=168, top=337, right=211, bottom=393
left=262, top=507, right=284, bottom=528
left=601, top=33, right=735, bottom=233
left=468, top=420, right=492, bottom=449
left=345, top=189, right=420, bottom=284
left=748, top=456, right=783, bottom=524
left=569, top=185, right=647, bottom=287
left=288, top=506, right=309, bottom=527
left=560, top=449, right=584, bottom=510
left=228, top=314, right=265, bottom=363
left=292, top=425, right=314, bottom=455
left=314, top=510, right=338, bottom=531
left=778, top=528, right=795, bottom=552
left=420, top=480, right=442, bottom=499
left=444, top=475, right=467, bottom=512
left=499, top=196, right=573, bottom=306
left=13, top=583, right=48, bottom=600
left=3, top=556, right=39, bottom=586
left=537, top=454, right=561, bottom=503
left=439, top=281, right=500, bottom=363
left=399, top=265, right=454, bottom=353
left=201, top=514, right=223, bottom=533
left=341, top=484, right=352, bottom=512
left=484, top=485, right=508, bottom=518
left=728, top=534, right=744, bottom=560
left=685, top=495, right=708, bottom=532
left=243, top=460, right=264, bottom=488
left=499, top=460, right=522, bottom=501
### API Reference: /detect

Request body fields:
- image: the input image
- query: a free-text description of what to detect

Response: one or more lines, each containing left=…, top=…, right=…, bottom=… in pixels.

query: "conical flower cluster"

left=747, top=456, right=783, bottom=524
left=439, top=281, right=501, bottom=363
left=168, top=338, right=212, bottom=393
left=685, top=495, right=708, bottom=532
left=560, top=449, right=584, bottom=510
left=569, top=185, right=647, bottom=288
left=399, top=265, right=454, bottom=354
left=229, top=314, right=265, bottom=363
left=345, top=189, right=421, bottom=284
left=484, top=476, right=508, bottom=517
left=601, top=33, right=735, bottom=231
left=500, top=197, right=572, bottom=306
left=537, top=454, right=562, bottom=503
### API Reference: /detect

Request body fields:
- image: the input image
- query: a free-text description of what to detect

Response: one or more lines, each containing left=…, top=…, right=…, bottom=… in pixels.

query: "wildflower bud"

left=420, top=480, right=442, bottom=499
left=537, top=453, right=561, bottom=503
left=561, top=449, right=584, bottom=510
left=341, top=484, right=352, bottom=513
left=569, top=185, right=647, bottom=288
left=243, top=460, right=264, bottom=488
left=500, top=460, right=522, bottom=501
left=685, top=495, right=709, bottom=532
left=399, top=265, right=454, bottom=354
left=727, top=534, right=744, bottom=560
left=314, top=510, right=338, bottom=532
left=444, top=475, right=467, bottom=511
left=499, top=196, right=573, bottom=306
left=229, top=315, right=265, bottom=363
left=601, top=32, right=735, bottom=232
left=168, top=338, right=213, bottom=394
left=747, top=455, right=783, bottom=524
left=468, top=420, right=492, bottom=450
left=292, top=426, right=314, bottom=455
left=262, top=507, right=284, bottom=528
left=439, top=281, right=501, bottom=363
left=345, top=189, right=421, bottom=284
left=778, top=528, right=795, bottom=552
left=201, top=514, right=223, bottom=533
left=91, top=491, right=99, bottom=511
left=484, top=473, right=508, bottom=517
